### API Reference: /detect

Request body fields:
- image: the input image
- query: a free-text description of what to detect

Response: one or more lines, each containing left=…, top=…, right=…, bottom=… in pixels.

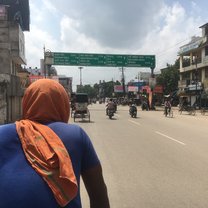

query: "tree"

left=76, top=80, right=121, bottom=99
left=157, top=59, right=180, bottom=95
left=76, top=85, right=97, bottom=98
left=101, top=80, right=121, bottom=98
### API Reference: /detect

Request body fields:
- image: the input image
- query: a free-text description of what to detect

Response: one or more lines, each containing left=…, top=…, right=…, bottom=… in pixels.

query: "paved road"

left=70, top=104, right=208, bottom=208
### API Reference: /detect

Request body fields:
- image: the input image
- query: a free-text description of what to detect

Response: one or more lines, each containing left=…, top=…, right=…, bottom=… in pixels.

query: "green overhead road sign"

left=52, top=52, right=155, bottom=68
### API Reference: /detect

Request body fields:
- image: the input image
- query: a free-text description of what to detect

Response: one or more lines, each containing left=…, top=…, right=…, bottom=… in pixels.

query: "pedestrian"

left=0, top=79, right=110, bottom=208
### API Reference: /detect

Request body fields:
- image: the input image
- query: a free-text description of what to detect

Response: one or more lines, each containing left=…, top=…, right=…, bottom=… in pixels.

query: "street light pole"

left=78, top=66, right=83, bottom=86
left=43, top=45, right=46, bottom=78
left=121, top=67, right=126, bottom=97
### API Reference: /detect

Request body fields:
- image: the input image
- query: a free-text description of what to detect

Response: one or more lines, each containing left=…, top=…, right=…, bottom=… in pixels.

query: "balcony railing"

left=182, top=58, right=202, bottom=68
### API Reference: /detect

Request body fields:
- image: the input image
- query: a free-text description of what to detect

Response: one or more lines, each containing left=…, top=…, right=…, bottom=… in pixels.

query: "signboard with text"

left=128, top=86, right=138, bottom=92
left=114, top=85, right=128, bottom=93
left=52, top=52, right=155, bottom=68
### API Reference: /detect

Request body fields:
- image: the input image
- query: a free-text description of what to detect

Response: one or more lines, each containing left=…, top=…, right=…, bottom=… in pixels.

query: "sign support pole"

left=121, top=67, right=126, bottom=97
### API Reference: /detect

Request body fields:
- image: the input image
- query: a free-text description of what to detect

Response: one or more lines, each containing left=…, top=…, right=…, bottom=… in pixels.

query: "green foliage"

left=76, top=85, right=97, bottom=98
left=76, top=80, right=121, bottom=98
left=104, top=81, right=114, bottom=97
left=157, top=59, right=180, bottom=94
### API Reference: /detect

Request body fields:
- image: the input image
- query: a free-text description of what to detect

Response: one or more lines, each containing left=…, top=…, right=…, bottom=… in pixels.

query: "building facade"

left=178, top=23, right=208, bottom=107
left=0, top=2, right=29, bottom=124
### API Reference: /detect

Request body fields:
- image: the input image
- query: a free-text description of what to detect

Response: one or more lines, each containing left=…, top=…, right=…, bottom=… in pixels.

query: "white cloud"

left=138, top=2, right=203, bottom=71
left=24, top=0, right=207, bottom=88
left=60, top=16, right=101, bottom=52
left=43, top=0, right=58, bottom=14
left=47, top=0, right=164, bottom=49
left=24, top=25, right=59, bottom=67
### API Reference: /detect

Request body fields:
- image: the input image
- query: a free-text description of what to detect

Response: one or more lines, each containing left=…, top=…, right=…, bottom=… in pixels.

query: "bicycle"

left=164, top=107, right=173, bottom=118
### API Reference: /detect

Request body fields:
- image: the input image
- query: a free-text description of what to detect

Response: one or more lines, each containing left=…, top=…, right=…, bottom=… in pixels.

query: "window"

left=205, top=26, right=208, bottom=36
left=205, top=46, right=208, bottom=56
left=205, top=68, right=208, bottom=78
left=182, top=72, right=190, bottom=80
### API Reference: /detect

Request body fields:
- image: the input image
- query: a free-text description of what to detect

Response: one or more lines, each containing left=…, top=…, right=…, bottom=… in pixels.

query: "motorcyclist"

left=106, top=98, right=115, bottom=115
left=129, top=101, right=137, bottom=117
left=141, top=95, right=149, bottom=111
left=113, top=99, right=117, bottom=112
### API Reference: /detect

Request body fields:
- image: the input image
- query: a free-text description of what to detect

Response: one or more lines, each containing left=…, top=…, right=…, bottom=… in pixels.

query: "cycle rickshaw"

left=71, top=93, right=90, bottom=122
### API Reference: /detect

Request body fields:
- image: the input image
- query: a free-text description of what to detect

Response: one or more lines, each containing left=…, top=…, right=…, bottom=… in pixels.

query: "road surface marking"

left=155, top=131, right=186, bottom=146
left=128, top=120, right=141, bottom=126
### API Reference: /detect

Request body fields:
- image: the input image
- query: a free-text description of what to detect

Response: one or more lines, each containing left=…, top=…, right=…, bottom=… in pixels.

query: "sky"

left=24, top=0, right=208, bottom=90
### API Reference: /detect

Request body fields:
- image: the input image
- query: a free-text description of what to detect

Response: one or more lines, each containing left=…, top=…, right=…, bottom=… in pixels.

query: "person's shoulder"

left=48, top=122, right=91, bottom=150
left=47, top=122, right=86, bottom=139
left=0, top=123, right=17, bottom=144
left=0, top=123, right=16, bottom=133
left=48, top=122, right=82, bottom=131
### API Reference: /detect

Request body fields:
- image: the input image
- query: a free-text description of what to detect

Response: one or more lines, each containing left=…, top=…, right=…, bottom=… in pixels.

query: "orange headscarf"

left=15, top=79, right=78, bottom=207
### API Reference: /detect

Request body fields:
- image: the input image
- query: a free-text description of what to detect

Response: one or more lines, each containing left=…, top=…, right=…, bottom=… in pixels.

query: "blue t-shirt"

left=0, top=122, right=100, bottom=208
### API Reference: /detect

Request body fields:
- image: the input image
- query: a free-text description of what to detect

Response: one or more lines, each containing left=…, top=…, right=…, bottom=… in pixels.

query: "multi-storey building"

left=0, top=1, right=30, bottom=124
left=178, top=23, right=208, bottom=107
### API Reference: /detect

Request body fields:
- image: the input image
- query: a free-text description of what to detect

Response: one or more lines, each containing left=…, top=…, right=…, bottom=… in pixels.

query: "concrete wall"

left=0, top=9, right=25, bottom=124
left=0, top=20, right=11, bottom=74
left=0, top=83, right=7, bottom=124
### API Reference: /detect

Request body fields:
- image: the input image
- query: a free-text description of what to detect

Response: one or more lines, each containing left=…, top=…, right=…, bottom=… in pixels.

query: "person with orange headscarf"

left=0, top=79, right=110, bottom=208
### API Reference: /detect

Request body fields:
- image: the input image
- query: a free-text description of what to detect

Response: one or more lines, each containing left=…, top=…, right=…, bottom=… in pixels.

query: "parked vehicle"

left=201, top=107, right=208, bottom=115
left=179, top=104, right=196, bottom=115
left=178, top=96, right=196, bottom=115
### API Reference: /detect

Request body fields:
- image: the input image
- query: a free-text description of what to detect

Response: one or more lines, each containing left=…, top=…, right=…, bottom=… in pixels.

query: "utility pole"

left=78, top=66, right=83, bottom=86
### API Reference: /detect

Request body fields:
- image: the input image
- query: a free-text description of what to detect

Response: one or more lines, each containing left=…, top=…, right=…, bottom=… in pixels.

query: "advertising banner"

left=141, top=86, right=151, bottom=94
left=128, top=86, right=138, bottom=92
left=29, top=76, right=59, bottom=84
left=153, top=85, right=163, bottom=93
left=29, top=75, right=44, bottom=84
left=114, top=85, right=127, bottom=93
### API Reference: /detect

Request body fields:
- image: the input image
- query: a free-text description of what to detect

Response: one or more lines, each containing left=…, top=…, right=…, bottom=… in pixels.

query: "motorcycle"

left=107, top=108, right=114, bottom=119
left=129, top=105, right=137, bottom=118
left=141, top=101, right=149, bottom=111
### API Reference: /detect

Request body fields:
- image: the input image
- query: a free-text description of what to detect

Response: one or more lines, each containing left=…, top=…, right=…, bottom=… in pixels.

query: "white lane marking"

left=155, top=131, right=186, bottom=146
left=128, top=120, right=141, bottom=126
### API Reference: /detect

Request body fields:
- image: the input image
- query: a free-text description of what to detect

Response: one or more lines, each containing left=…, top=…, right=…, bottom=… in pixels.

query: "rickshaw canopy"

left=74, top=93, right=89, bottom=103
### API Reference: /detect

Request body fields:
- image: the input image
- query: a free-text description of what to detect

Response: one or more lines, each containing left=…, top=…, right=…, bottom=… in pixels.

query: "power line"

left=154, top=32, right=202, bottom=68
left=156, top=32, right=201, bottom=58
